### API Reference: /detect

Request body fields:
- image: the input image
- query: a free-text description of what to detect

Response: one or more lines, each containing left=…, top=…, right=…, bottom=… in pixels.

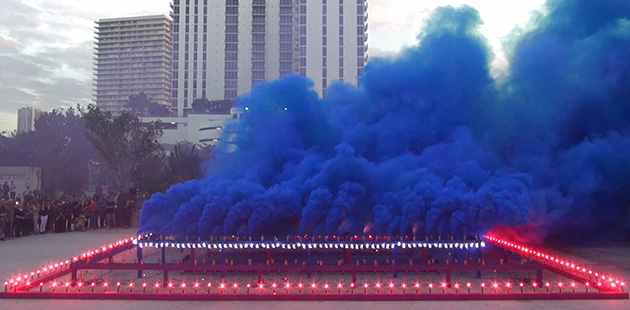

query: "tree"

left=191, top=97, right=233, bottom=114
left=127, top=92, right=172, bottom=117
left=80, top=104, right=164, bottom=194
left=0, top=109, right=95, bottom=195
left=167, top=142, right=204, bottom=183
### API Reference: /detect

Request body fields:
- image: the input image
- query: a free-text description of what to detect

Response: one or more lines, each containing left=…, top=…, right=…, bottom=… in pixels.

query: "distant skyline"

left=0, top=0, right=545, bottom=132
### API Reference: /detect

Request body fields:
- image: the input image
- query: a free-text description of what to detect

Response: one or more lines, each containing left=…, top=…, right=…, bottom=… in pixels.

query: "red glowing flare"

left=480, top=283, right=486, bottom=287
left=428, top=283, right=434, bottom=288
left=441, top=282, right=447, bottom=288
left=259, top=283, right=264, bottom=289
left=585, top=282, right=590, bottom=287
left=519, top=283, right=524, bottom=287
left=545, top=282, right=550, bottom=287
left=78, top=282, right=83, bottom=287
left=271, top=283, right=277, bottom=289
left=285, top=283, right=290, bottom=288
left=390, top=283, right=395, bottom=288
left=142, top=283, right=147, bottom=288
left=220, top=283, right=226, bottom=289
left=103, top=282, right=109, bottom=287
left=298, top=283, right=304, bottom=288
left=181, top=283, right=186, bottom=288
left=207, top=283, right=212, bottom=288
left=194, top=283, right=199, bottom=288
left=466, top=282, right=472, bottom=288
left=493, top=283, right=498, bottom=288
left=52, top=282, right=57, bottom=287
left=129, top=283, right=134, bottom=287
left=324, top=283, right=330, bottom=289
left=233, top=283, right=238, bottom=288
left=338, top=283, right=343, bottom=288
left=454, top=283, right=460, bottom=288
left=311, top=283, right=316, bottom=288
left=168, top=283, right=173, bottom=288
left=506, top=282, right=512, bottom=288
left=155, top=283, right=160, bottom=288
left=402, top=283, right=407, bottom=288
left=364, top=283, right=369, bottom=288
left=65, top=282, right=70, bottom=287
left=116, top=282, right=121, bottom=287
left=91, top=282, right=96, bottom=287
left=376, top=283, right=382, bottom=288
left=558, top=282, right=563, bottom=287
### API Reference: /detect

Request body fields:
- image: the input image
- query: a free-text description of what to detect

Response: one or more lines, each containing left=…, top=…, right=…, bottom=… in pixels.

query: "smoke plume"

left=140, top=0, right=630, bottom=242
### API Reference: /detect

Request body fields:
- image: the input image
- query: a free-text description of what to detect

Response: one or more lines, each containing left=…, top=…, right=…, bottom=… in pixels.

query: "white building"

left=171, top=0, right=368, bottom=117
left=94, top=15, right=173, bottom=115
left=17, top=107, right=42, bottom=133
left=141, top=113, right=237, bottom=150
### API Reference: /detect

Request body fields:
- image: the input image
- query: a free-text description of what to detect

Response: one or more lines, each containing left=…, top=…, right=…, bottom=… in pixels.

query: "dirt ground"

left=0, top=228, right=628, bottom=310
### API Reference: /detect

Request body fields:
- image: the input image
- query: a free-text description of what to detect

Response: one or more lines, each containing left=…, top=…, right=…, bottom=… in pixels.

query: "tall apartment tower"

left=17, top=107, right=42, bottom=133
left=171, top=0, right=368, bottom=116
left=94, top=15, right=173, bottom=115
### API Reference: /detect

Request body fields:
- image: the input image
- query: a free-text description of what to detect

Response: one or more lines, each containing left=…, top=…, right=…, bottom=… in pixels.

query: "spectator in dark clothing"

left=105, top=196, right=117, bottom=228
left=61, top=198, right=73, bottom=232
left=98, top=197, right=108, bottom=228
left=54, top=210, right=66, bottom=233
left=14, top=203, right=27, bottom=237
left=88, top=196, right=99, bottom=230
left=0, top=202, right=7, bottom=240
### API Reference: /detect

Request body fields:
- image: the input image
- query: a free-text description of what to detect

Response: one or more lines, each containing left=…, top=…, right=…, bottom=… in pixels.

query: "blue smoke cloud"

left=140, top=0, right=630, bottom=242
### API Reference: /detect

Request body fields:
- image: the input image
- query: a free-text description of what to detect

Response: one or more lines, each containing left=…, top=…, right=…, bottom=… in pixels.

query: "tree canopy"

left=127, top=92, right=172, bottom=117
left=80, top=104, right=164, bottom=193
left=191, top=98, right=233, bottom=114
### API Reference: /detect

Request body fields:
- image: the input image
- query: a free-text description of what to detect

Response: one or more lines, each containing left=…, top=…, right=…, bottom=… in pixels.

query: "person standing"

left=105, top=196, right=117, bottom=228
left=61, top=197, right=73, bottom=232
left=9, top=181, right=16, bottom=200
left=2, top=182, right=9, bottom=199
left=0, top=201, right=7, bottom=241
left=39, top=202, right=50, bottom=234
left=88, top=196, right=98, bottom=230
left=13, top=202, right=26, bottom=237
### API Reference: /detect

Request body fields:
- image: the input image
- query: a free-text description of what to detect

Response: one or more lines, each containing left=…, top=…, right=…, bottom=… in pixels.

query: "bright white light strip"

left=136, top=241, right=485, bottom=250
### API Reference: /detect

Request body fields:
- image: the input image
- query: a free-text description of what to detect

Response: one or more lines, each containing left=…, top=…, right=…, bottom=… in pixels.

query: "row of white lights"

left=134, top=240, right=485, bottom=250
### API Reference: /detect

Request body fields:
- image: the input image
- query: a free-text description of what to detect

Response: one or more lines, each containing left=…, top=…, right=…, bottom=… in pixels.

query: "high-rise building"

left=94, top=15, right=173, bottom=115
left=17, top=107, right=42, bottom=133
left=171, top=0, right=368, bottom=117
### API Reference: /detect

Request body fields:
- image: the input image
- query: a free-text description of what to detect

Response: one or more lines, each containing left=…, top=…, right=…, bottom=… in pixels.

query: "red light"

left=466, top=282, right=472, bottom=288
left=194, top=283, right=199, bottom=288
left=78, top=282, right=83, bottom=287
left=91, top=282, right=96, bottom=287
left=558, top=282, right=563, bottom=287
left=376, top=283, right=382, bottom=288
left=493, top=283, right=498, bottom=288
left=441, top=282, right=447, bottom=288
left=155, top=283, right=160, bottom=288
left=390, top=283, right=395, bottom=288
left=129, top=283, right=134, bottom=287
left=65, top=282, right=70, bottom=287
left=220, top=283, right=226, bottom=289
left=402, top=283, right=407, bottom=288
left=338, top=283, right=343, bottom=288
left=454, top=283, right=459, bottom=288
left=324, top=283, right=329, bottom=289
left=286, top=283, right=291, bottom=288
left=298, top=283, right=303, bottom=288
left=52, top=282, right=57, bottom=287
left=181, top=283, right=186, bottom=288
left=233, top=283, right=238, bottom=288
left=271, top=283, right=277, bottom=289
left=103, top=282, right=109, bottom=287
left=116, top=282, right=121, bottom=287
left=311, top=283, right=316, bottom=288
left=364, top=283, right=369, bottom=288
left=428, top=283, right=433, bottom=288
left=208, top=283, right=212, bottom=288
left=481, top=283, right=486, bottom=287
left=143, top=283, right=147, bottom=288
left=415, top=283, right=421, bottom=288
left=259, top=283, right=264, bottom=289
left=168, top=283, right=173, bottom=288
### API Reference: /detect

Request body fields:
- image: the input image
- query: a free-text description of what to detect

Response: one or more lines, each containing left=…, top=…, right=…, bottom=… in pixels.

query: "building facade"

left=17, top=107, right=42, bottom=133
left=171, top=0, right=368, bottom=117
left=94, top=15, right=173, bottom=115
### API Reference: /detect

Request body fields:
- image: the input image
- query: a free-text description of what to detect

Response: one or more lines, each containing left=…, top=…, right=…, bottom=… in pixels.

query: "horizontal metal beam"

left=1, top=291, right=627, bottom=301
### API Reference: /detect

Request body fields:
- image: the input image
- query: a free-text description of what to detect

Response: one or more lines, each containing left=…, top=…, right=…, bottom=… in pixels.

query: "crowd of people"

left=0, top=191, right=137, bottom=241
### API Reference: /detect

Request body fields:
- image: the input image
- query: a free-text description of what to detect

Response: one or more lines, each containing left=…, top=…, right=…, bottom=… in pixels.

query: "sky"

left=0, top=0, right=546, bottom=132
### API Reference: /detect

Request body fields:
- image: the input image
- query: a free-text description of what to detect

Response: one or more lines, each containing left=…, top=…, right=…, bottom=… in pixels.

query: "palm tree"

left=167, top=142, right=203, bottom=183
